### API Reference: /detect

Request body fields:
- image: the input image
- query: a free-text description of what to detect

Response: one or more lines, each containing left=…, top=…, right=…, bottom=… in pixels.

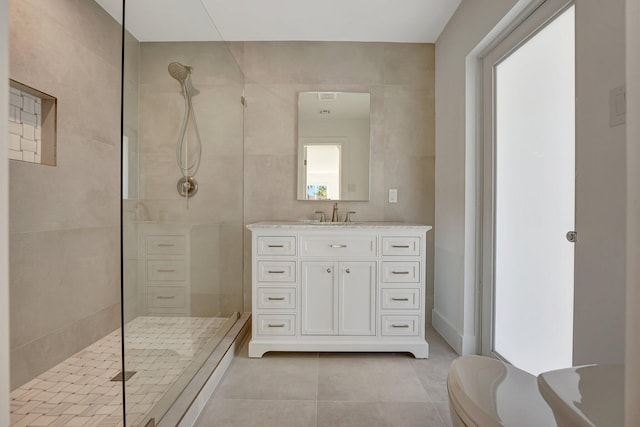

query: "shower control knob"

left=177, top=176, right=198, bottom=198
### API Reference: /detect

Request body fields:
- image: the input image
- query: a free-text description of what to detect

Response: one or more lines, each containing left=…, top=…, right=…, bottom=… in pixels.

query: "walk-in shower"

left=8, top=1, right=246, bottom=426
left=168, top=61, right=201, bottom=200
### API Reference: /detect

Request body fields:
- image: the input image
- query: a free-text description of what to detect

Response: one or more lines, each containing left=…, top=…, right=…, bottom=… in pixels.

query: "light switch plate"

left=389, top=188, right=398, bottom=203
left=609, top=85, right=626, bottom=127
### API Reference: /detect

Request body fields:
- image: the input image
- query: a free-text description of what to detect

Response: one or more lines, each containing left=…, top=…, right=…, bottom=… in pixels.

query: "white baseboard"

left=432, top=309, right=462, bottom=355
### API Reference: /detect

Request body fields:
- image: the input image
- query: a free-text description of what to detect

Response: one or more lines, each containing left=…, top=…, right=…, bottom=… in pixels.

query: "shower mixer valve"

left=177, top=176, right=198, bottom=198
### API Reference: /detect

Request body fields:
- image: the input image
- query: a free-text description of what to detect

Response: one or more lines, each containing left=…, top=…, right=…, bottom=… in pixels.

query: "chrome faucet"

left=315, top=211, right=326, bottom=222
left=331, top=203, right=339, bottom=222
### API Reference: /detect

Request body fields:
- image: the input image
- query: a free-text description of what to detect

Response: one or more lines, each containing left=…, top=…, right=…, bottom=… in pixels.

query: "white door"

left=339, top=262, right=376, bottom=335
left=483, top=2, right=575, bottom=375
left=301, top=262, right=338, bottom=335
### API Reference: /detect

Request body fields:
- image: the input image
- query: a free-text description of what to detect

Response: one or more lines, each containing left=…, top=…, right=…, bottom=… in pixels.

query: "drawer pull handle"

left=392, top=245, right=410, bottom=248
left=327, top=268, right=332, bottom=273
left=345, top=268, right=351, bottom=274
left=157, top=296, right=175, bottom=300
left=268, top=297, right=286, bottom=301
left=268, top=244, right=284, bottom=248
left=268, top=270, right=285, bottom=274
left=157, top=269, right=176, bottom=273
left=391, top=298, right=410, bottom=301
left=268, top=323, right=286, bottom=328
left=391, top=271, right=410, bottom=275
left=157, top=243, right=175, bottom=247
left=330, top=244, right=348, bottom=248
left=391, top=324, right=410, bottom=328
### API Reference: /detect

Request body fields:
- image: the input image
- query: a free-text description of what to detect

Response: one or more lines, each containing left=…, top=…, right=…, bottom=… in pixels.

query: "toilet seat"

left=537, top=364, right=624, bottom=427
left=447, top=355, right=557, bottom=426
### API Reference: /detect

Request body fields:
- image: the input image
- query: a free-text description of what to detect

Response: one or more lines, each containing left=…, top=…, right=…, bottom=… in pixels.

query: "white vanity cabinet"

left=247, top=222, right=432, bottom=358
left=301, top=261, right=376, bottom=336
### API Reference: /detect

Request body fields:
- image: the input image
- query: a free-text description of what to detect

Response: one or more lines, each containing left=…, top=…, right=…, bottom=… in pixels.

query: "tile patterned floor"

left=10, top=316, right=229, bottom=427
left=194, top=328, right=457, bottom=427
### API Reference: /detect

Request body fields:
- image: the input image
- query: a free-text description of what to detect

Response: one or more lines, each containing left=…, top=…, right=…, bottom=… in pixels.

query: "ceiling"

left=94, top=0, right=461, bottom=43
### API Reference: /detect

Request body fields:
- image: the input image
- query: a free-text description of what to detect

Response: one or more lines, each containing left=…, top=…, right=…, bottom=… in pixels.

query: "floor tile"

left=316, top=401, right=445, bottom=427
left=214, top=349, right=319, bottom=401
left=10, top=316, right=229, bottom=427
left=193, top=399, right=317, bottom=427
left=317, top=353, right=429, bottom=402
left=434, top=402, right=453, bottom=427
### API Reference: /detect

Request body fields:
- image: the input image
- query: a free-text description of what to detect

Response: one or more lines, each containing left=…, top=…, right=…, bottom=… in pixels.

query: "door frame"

left=480, top=0, right=576, bottom=357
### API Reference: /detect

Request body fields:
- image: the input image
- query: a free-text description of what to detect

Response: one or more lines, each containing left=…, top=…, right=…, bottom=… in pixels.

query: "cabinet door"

left=301, top=262, right=338, bottom=335
left=339, top=262, right=376, bottom=336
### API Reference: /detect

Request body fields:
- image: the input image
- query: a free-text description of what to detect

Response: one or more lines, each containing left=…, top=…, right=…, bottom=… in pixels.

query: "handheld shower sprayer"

left=168, top=62, right=201, bottom=200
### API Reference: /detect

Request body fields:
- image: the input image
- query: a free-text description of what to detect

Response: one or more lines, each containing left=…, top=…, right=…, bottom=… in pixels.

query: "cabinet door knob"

left=345, top=268, right=351, bottom=274
left=327, top=268, right=332, bottom=273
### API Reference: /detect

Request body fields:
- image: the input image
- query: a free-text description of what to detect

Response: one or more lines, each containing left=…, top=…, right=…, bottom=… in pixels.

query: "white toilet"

left=447, top=355, right=624, bottom=427
left=447, top=355, right=558, bottom=426
left=537, top=364, right=624, bottom=427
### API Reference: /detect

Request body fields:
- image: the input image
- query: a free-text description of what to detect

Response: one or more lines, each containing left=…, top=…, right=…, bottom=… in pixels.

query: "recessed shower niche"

left=8, top=79, right=57, bottom=166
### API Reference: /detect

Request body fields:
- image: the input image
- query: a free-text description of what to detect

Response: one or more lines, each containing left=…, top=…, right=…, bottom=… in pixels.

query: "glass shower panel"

left=122, top=1, right=245, bottom=425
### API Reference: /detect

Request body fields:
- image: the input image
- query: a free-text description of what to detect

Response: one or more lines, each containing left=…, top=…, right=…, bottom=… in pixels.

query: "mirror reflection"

left=297, top=92, right=371, bottom=201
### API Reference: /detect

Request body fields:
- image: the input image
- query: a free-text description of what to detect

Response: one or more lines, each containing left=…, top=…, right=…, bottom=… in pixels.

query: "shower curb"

left=156, top=313, right=252, bottom=427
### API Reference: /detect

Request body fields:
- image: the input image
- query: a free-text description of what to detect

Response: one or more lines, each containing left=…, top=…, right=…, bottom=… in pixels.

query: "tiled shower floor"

left=10, top=316, right=229, bottom=427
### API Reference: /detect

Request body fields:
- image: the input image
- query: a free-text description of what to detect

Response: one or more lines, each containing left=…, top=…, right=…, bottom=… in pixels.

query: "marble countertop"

left=247, top=221, right=432, bottom=230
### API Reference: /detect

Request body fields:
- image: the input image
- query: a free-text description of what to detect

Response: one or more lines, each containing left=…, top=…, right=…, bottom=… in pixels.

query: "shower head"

left=168, top=62, right=192, bottom=82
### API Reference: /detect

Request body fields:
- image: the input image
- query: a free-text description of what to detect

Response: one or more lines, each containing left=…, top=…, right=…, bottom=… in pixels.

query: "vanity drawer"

left=146, top=286, right=186, bottom=309
left=146, top=235, right=185, bottom=255
left=381, top=262, right=420, bottom=283
left=381, top=288, right=421, bottom=310
left=147, top=260, right=186, bottom=281
left=300, top=236, right=377, bottom=257
left=381, top=315, right=420, bottom=336
left=257, top=261, right=296, bottom=282
left=257, top=287, right=296, bottom=309
left=257, top=236, right=296, bottom=256
left=382, top=237, right=421, bottom=256
left=256, top=314, right=296, bottom=336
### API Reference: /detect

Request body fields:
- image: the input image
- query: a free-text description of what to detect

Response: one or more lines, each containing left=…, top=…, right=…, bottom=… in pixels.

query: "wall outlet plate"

left=389, top=188, right=398, bottom=203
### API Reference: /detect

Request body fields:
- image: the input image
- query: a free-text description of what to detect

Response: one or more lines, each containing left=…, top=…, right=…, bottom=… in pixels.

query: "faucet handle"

left=315, top=211, right=326, bottom=222
left=344, top=211, right=356, bottom=223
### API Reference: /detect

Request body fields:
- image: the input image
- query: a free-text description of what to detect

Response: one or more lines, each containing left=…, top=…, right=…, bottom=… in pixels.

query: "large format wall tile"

left=241, top=42, right=435, bottom=314
left=137, top=41, right=434, bottom=323
left=8, top=0, right=122, bottom=387
left=9, top=227, right=120, bottom=350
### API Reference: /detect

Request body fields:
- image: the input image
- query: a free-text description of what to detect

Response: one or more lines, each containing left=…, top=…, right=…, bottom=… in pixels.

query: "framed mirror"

left=297, top=92, right=371, bottom=201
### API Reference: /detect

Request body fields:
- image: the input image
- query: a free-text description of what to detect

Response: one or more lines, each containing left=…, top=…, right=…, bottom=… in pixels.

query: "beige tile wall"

left=137, top=42, right=245, bottom=317
left=239, top=42, right=436, bottom=317
left=8, top=0, right=121, bottom=389
left=134, top=41, right=434, bottom=333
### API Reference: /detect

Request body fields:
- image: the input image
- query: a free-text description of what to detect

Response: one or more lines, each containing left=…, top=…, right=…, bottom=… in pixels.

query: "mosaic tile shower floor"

left=10, top=316, right=229, bottom=427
